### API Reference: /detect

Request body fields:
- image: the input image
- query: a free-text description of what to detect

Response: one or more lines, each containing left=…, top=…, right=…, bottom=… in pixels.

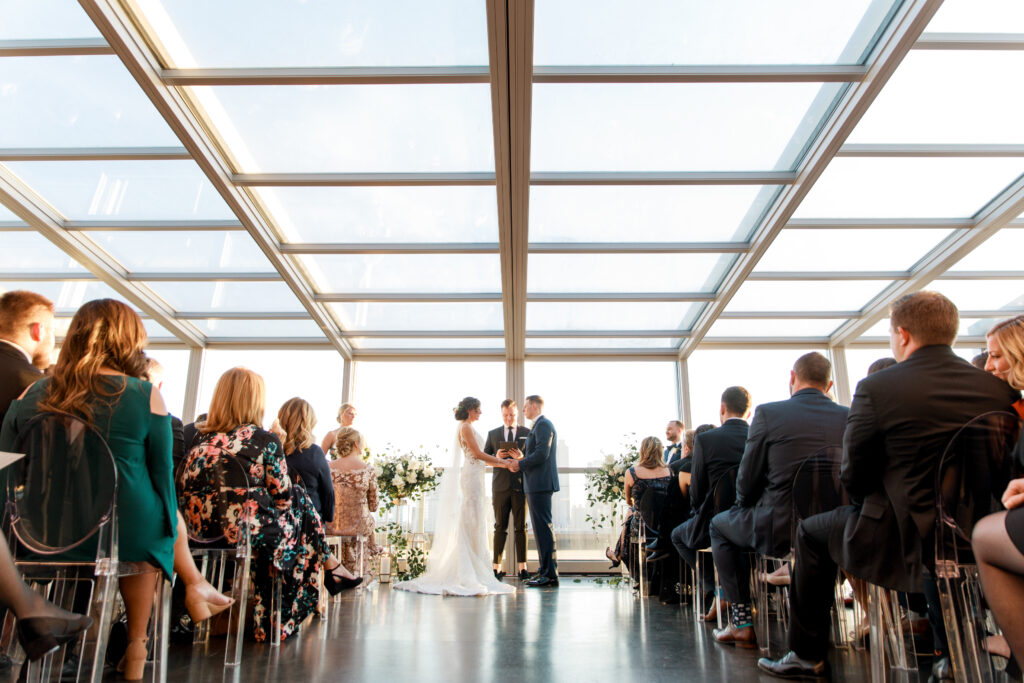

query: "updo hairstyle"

left=331, top=426, right=363, bottom=459
left=454, top=396, right=481, bottom=421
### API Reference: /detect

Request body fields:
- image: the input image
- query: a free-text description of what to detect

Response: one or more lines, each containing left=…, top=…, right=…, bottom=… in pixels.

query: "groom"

left=510, top=395, right=559, bottom=587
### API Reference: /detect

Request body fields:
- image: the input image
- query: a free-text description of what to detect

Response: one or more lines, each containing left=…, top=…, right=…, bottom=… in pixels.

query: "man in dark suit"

left=0, top=290, right=54, bottom=425
left=664, top=420, right=685, bottom=465
left=511, top=395, right=559, bottom=587
left=483, top=399, right=531, bottom=580
left=670, top=387, right=751, bottom=617
left=760, top=292, right=1020, bottom=679
left=709, top=352, right=849, bottom=648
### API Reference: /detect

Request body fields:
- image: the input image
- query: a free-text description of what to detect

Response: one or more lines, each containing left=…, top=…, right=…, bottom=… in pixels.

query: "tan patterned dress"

left=326, top=463, right=380, bottom=573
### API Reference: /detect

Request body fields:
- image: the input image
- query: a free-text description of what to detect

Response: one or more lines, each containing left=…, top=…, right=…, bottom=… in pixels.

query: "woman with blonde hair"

left=0, top=299, right=230, bottom=679
left=320, top=402, right=357, bottom=454
left=326, top=426, right=381, bottom=574
left=278, top=398, right=334, bottom=521
left=605, top=436, right=673, bottom=572
left=179, top=368, right=360, bottom=643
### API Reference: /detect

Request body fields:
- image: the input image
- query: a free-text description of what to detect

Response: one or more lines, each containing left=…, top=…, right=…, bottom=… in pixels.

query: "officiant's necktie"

left=507, top=428, right=514, bottom=443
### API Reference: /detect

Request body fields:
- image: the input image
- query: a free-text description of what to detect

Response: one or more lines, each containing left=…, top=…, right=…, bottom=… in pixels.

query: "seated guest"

left=605, top=437, right=672, bottom=576
left=320, top=402, right=357, bottom=454
left=664, top=420, right=685, bottom=464
left=974, top=350, right=990, bottom=370
left=326, top=427, right=381, bottom=575
left=0, top=290, right=54, bottom=425
left=1, top=299, right=230, bottom=679
left=671, top=388, right=751, bottom=621
left=278, top=397, right=335, bottom=522
left=759, top=291, right=1018, bottom=679
left=984, top=317, right=1024, bottom=418
left=868, top=357, right=897, bottom=375
left=180, top=368, right=360, bottom=643
left=709, top=352, right=848, bottom=648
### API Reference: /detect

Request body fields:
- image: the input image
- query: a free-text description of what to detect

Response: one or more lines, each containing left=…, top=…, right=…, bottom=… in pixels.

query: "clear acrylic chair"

left=933, top=410, right=1021, bottom=683
left=177, top=453, right=255, bottom=665
left=694, top=467, right=738, bottom=628
left=3, top=411, right=171, bottom=683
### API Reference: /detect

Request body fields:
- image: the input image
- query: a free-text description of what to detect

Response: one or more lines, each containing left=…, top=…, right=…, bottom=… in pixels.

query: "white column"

left=830, top=345, right=852, bottom=407
left=677, top=359, right=692, bottom=427
left=181, top=347, right=205, bottom=423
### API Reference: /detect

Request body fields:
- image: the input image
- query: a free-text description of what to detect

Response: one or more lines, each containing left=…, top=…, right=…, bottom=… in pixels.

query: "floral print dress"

left=180, top=424, right=329, bottom=642
left=326, top=464, right=381, bottom=573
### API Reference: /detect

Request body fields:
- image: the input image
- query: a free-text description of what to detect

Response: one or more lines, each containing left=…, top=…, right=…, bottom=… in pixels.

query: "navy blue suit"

left=519, top=415, right=559, bottom=579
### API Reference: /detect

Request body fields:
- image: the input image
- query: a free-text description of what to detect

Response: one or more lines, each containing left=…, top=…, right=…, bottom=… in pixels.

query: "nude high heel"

left=117, top=637, right=148, bottom=680
left=184, top=583, right=234, bottom=623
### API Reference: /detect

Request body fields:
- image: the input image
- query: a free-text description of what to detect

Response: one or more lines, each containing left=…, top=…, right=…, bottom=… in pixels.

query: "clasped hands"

left=497, top=448, right=523, bottom=472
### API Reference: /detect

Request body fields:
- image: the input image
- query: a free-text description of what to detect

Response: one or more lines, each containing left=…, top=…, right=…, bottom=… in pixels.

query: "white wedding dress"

left=393, top=422, right=515, bottom=596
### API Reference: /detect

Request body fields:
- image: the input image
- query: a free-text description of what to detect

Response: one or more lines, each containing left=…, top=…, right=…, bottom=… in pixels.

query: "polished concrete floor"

left=151, top=578, right=875, bottom=683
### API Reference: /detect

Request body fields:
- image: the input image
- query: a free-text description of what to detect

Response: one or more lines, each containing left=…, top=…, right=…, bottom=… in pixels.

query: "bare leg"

left=173, top=513, right=231, bottom=602
left=973, top=512, right=1024, bottom=669
left=119, top=572, right=158, bottom=642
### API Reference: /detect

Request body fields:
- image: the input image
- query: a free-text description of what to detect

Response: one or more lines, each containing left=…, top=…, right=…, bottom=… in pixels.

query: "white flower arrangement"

left=373, top=446, right=442, bottom=512
left=584, top=434, right=640, bottom=530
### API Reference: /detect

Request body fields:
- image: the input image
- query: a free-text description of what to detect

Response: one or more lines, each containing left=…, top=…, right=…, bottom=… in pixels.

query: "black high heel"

left=16, top=615, right=93, bottom=661
left=324, top=568, right=363, bottom=595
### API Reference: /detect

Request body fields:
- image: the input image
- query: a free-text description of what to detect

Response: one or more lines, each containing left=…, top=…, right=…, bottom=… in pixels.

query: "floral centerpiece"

left=584, top=436, right=639, bottom=531
left=372, top=446, right=442, bottom=581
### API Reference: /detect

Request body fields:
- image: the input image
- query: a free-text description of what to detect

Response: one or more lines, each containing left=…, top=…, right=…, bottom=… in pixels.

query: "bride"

left=394, top=397, right=516, bottom=596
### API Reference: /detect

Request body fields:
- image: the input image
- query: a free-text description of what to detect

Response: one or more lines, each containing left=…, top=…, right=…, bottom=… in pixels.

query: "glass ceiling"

left=1, top=0, right=1023, bottom=359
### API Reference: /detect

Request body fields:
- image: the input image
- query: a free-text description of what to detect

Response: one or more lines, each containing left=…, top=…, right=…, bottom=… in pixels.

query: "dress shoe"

left=117, top=638, right=148, bottom=681
left=526, top=576, right=559, bottom=588
left=646, top=551, right=670, bottom=563
left=757, top=651, right=831, bottom=679
left=518, top=569, right=530, bottom=581
left=700, top=597, right=728, bottom=622
left=928, top=656, right=953, bottom=682
left=324, top=568, right=363, bottom=595
left=493, top=569, right=506, bottom=580
left=184, top=582, right=234, bottom=623
left=605, top=546, right=621, bottom=569
left=16, top=614, right=94, bottom=661
left=712, top=623, right=757, bottom=649
left=0, top=654, right=11, bottom=674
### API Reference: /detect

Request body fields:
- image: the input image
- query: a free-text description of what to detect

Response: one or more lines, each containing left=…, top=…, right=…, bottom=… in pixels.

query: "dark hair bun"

left=454, top=396, right=480, bottom=421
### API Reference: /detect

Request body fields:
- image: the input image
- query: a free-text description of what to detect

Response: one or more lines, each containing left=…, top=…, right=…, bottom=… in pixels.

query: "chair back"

left=636, top=483, right=669, bottom=531
left=935, top=410, right=1022, bottom=568
left=789, top=445, right=846, bottom=546
left=710, top=466, right=739, bottom=515
left=6, top=411, right=118, bottom=559
left=177, top=453, right=254, bottom=548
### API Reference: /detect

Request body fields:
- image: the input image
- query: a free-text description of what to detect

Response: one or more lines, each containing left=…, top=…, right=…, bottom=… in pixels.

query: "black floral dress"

left=179, top=424, right=329, bottom=642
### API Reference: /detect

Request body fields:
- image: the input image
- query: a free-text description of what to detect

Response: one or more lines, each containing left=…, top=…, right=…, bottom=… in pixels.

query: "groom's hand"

left=508, top=460, right=520, bottom=472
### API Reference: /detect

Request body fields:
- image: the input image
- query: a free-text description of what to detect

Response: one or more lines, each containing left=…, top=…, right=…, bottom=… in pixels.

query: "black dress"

left=614, top=467, right=672, bottom=571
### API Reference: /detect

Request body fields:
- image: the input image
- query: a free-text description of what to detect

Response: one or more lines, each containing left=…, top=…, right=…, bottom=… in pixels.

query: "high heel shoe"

left=605, top=546, right=621, bottom=569
left=184, top=583, right=234, bottom=623
left=117, top=638, right=148, bottom=680
left=324, top=568, right=363, bottom=595
left=16, top=614, right=93, bottom=661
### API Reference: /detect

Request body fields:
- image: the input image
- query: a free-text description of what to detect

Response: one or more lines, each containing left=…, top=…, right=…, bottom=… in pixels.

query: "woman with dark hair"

left=394, top=397, right=515, bottom=596
left=0, top=299, right=229, bottom=678
left=180, top=368, right=360, bottom=643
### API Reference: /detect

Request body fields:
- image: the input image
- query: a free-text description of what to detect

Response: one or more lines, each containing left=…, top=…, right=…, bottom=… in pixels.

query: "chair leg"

left=270, top=575, right=282, bottom=648
left=225, top=551, right=250, bottom=668
left=752, top=554, right=770, bottom=656
left=695, top=551, right=707, bottom=624
left=149, top=578, right=171, bottom=683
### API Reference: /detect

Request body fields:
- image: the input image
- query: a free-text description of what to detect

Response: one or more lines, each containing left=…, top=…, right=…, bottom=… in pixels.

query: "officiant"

left=484, top=399, right=531, bottom=581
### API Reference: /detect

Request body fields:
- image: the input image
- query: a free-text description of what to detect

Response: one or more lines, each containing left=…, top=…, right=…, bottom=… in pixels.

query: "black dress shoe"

left=518, top=569, right=530, bottom=581
left=17, top=615, right=94, bottom=661
left=324, top=570, right=363, bottom=595
left=493, top=570, right=506, bottom=580
left=928, top=656, right=953, bottom=682
left=0, top=654, right=11, bottom=674
left=757, top=651, right=830, bottom=679
left=526, top=576, right=559, bottom=588
left=646, top=551, right=670, bottom=563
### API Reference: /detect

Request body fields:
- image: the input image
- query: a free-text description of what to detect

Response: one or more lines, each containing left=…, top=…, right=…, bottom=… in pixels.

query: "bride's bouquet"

left=372, top=447, right=440, bottom=513
left=584, top=436, right=639, bottom=530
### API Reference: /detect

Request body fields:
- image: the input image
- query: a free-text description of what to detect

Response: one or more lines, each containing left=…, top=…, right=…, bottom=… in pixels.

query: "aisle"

left=165, top=578, right=871, bottom=682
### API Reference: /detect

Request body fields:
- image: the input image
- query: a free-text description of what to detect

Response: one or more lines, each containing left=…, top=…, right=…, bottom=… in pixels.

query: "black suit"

left=671, top=418, right=748, bottom=593
left=709, top=388, right=849, bottom=605
left=484, top=424, right=530, bottom=565
left=788, top=345, right=1019, bottom=661
left=0, top=342, right=42, bottom=427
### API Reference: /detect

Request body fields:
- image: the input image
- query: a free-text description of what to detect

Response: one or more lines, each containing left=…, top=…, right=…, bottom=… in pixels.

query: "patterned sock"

left=731, top=602, right=753, bottom=629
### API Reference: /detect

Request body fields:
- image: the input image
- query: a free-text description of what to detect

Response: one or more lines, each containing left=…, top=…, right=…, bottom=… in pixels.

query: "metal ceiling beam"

left=0, top=147, right=190, bottom=161
left=316, top=293, right=503, bottom=303
left=837, top=143, right=1024, bottom=157
left=677, top=0, right=943, bottom=361
left=532, top=64, right=867, bottom=83
left=719, top=311, right=860, bottom=319
left=830, top=173, right=1024, bottom=345
left=784, top=218, right=977, bottom=229
left=746, top=271, right=909, bottom=281
left=161, top=66, right=491, bottom=85
left=82, top=0, right=353, bottom=360
left=280, top=242, right=501, bottom=255
left=313, top=292, right=716, bottom=303
left=233, top=172, right=496, bottom=187
left=127, top=272, right=280, bottom=281
left=0, top=38, right=112, bottom=56
left=529, top=241, right=750, bottom=254
left=531, top=171, right=796, bottom=185
left=915, top=33, right=1024, bottom=50
left=64, top=219, right=246, bottom=231
left=0, top=166, right=204, bottom=346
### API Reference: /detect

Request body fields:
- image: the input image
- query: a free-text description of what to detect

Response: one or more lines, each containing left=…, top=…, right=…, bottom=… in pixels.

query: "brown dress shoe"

left=700, top=598, right=730, bottom=622
left=712, top=624, right=757, bottom=649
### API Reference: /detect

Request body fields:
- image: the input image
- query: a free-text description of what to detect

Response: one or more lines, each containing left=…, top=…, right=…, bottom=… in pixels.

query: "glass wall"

left=146, top=348, right=191, bottom=418
left=196, top=350, right=344, bottom=441
left=687, top=348, right=828, bottom=425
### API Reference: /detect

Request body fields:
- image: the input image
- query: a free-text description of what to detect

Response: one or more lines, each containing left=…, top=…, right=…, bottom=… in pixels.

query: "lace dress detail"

left=326, top=465, right=381, bottom=573
left=393, top=423, right=514, bottom=596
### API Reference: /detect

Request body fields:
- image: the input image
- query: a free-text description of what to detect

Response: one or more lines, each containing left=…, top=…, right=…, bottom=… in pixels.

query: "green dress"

left=0, top=375, right=177, bottom=577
